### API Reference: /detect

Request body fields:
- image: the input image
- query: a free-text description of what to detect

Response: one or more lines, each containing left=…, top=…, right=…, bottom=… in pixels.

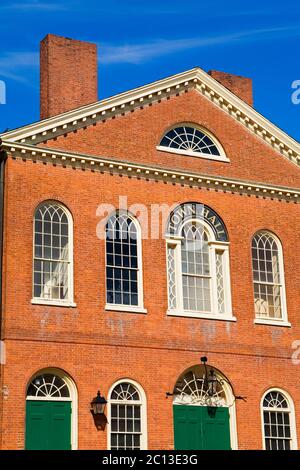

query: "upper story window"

left=105, top=212, right=145, bottom=313
left=166, top=202, right=233, bottom=320
left=32, top=201, right=74, bottom=306
left=262, top=389, right=297, bottom=450
left=157, top=124, right=229, bottom=162
left=251, top=231, right=288, bottom=325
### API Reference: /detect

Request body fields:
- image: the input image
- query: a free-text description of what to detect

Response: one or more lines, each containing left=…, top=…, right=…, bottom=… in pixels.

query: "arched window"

left=27, top=373, right=70, bottom=398
left=33, top=202, right=73, bottom=305
left=157, top=124, right=229, bottom=162
left=105, top=213, right=144, bottom=312
left=262, top=390, right=297, bottom=450
left=108, top=380, right=147, bottom=450
left=166, top=203, right=232, bottom=319
left=251, top=231, right=287, bottom=323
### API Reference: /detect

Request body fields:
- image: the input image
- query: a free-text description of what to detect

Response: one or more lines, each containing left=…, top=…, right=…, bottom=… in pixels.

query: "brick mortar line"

left=2, top=336, right=294, bottom=361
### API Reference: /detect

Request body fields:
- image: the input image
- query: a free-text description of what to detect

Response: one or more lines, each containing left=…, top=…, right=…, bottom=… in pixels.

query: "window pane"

left=106, top=214, right=140, bottom=307
left=263, top=392, right=292, bottom=451
left=160, top=126, right=221, bottom=156
left=252, top=232, right=283, bottom=320
left=110, top=384, right=143, bottom=450
left=181, top=222, right=211, bottom=313
left=33, top=203, right=70, bottom=301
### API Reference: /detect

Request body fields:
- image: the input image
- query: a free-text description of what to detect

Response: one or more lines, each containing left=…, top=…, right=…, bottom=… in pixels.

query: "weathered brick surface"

left=208, top=70, right=253, bottom=106
left=40, top=34, right=98, bottom=119
left=1, top=82, right=300, bottom=450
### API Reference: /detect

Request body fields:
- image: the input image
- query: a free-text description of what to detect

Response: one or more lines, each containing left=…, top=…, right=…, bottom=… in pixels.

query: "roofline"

left=1, top=68, right=199, bottom=140
left=1, top=66, right=300, bottom=168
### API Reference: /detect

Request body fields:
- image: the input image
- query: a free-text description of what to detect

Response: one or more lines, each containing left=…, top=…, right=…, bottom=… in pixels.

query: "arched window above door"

left=173, top=365, right=229, bottom=407
left=27, top=373, right=70, bottom=399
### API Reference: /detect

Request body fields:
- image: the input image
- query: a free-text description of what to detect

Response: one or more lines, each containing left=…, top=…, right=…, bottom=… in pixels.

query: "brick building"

left=0, top=34, right=300, bottom=450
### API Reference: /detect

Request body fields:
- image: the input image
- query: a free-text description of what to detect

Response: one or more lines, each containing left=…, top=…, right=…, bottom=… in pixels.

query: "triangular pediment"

left=1, top=67, right=300, bottom=169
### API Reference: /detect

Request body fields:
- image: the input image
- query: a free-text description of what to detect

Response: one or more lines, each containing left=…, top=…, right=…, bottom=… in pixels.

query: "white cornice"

left=1, top=66, right=300, bottom=169
left=2, top=140, right=299, bottom=203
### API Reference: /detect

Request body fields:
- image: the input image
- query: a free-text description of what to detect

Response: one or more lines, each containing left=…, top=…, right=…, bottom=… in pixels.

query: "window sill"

left=156, top=146, right=230, bottom=162
left=105, top=304, right=148, bottom=314
left=254, top=319, right=291, bottom=327
left=167, top=310, right=236, bottom=321
left=31, top=299, right=77, bottom=307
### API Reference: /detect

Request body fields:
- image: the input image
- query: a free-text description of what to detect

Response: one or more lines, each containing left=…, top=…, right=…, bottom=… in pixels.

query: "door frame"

left=173, top=366, right=238, bottom=450
left=25, top=368, right=78, bottom=450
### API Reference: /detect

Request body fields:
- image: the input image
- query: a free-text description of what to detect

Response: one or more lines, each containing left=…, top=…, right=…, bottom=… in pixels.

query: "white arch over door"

left=26, top=368, right=78, bottom=450
left=173, top=364, right=238, bottom=450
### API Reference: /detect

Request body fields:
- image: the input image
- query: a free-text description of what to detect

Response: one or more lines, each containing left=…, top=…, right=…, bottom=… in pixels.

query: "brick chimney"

left=40, top=34, right=98, bottom=119
left=208, top=70, right=253, bottom=106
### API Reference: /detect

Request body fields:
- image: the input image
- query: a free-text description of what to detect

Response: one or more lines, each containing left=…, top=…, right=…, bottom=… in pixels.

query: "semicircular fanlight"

left=160, top=126, right=221, bottom=156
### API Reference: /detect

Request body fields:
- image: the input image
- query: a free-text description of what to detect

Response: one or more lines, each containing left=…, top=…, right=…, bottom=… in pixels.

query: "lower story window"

left=110, top=403, right=141, bottom=450
left=109, top=381, right=146, bottom=450
left=262, top=390, right=296, bottom=450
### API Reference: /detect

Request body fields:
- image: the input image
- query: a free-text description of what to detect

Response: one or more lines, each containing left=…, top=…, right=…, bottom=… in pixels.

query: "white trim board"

left=2, top=140, right=300, bottom=203
left=1, top=67, right=300, bottom=169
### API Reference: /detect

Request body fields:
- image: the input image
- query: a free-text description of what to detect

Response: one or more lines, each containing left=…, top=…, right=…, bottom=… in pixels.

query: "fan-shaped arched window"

left=33, top=201, right=74, bottom=305
left=158, top=125, right=229, bottom=162
left=108, top=380, right=147, bottom=450
left=27, top=373, right=70, bottom=398
left=166, top=203, right=233, bottom=320
left=251, top=231, right=287, bottom=323
left=262, top=390, right=297, bottom=450
left=105, top=213, right=145, bottom=312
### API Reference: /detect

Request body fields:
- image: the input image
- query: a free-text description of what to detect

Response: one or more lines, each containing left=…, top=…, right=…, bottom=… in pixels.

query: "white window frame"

left=252, top=231, right=288, bottom=326
left=31, top=201, right=75, bottom=307
left=107, top=378, right=148, bottom=450
left=166, top=219, right=234, bottom=321
left=157, top=123, right=230, bottom=163
left=105, top=212, right=146, bottom=314
left=261, top=388, right=297, bottom=450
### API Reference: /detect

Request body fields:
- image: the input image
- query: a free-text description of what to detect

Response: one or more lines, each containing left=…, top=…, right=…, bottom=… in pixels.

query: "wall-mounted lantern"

left=90, top=390, right=107, bottom=416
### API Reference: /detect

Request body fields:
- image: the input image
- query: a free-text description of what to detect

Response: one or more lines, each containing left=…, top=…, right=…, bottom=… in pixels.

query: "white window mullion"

left=222, top=247, right=232, bottom=316
left=176, top=240, right=184, bottom=312
left=209, top=245, right=218, bottom=315
left=166, top=238, right=182, bottom=313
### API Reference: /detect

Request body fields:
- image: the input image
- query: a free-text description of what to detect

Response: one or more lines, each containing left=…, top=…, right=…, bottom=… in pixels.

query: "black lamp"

left=207, top=369, right=218, bottom=397
left=90, top=390, right=107, bottom=415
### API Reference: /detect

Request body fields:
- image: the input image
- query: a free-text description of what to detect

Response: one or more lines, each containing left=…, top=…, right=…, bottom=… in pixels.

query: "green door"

left=25, top=401, right=71, bottom=450
left=202, top=406, right=231, bottom=450
left=174, top=405, right=231, bottom=450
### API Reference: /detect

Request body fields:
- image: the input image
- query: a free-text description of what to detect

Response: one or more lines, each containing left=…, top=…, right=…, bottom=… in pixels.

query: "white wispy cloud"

left=0, top=52, right=39, bottom=82
left=100, top=26, right=300, bottom=64
left=0, top=1, right=69, bottom=11
left=1, top=25, right=299, bottom=84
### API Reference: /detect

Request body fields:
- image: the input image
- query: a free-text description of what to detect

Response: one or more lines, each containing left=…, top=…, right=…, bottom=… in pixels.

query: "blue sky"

left=0, top=0, right=300, bottom=141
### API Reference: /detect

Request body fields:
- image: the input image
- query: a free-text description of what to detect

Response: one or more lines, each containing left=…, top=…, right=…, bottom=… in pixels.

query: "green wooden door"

left=202, top=406, right=231, bottom=450
left=25, top=401, right=71, bottom=450
left=174, top=405, right=204, bottom=450
left=173, top=405, right=231, bottom=450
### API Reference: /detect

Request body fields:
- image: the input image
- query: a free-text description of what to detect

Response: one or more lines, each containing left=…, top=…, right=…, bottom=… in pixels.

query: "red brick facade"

left=0, top=37, right=300, bottom=451
left=40, top=35, right=98, bottom=119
